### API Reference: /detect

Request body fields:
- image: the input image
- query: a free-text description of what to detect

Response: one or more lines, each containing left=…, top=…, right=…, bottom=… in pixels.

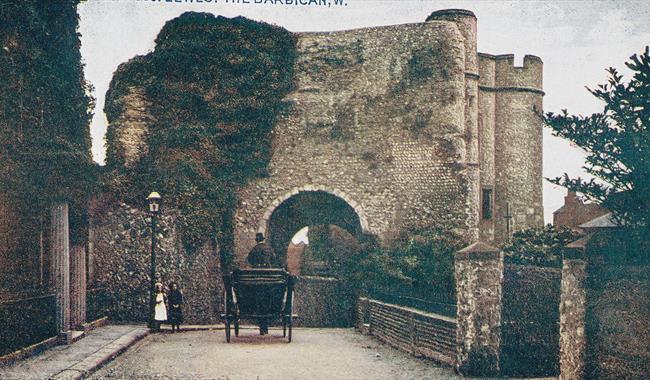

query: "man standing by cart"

left=247, top=232, right=279, bottom=269
left=247, top=233, right=280, bottom=335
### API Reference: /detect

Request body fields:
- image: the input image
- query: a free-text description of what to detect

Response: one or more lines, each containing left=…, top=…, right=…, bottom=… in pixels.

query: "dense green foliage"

left=358, top=228, right=464, bottom=303
left=501, top=224, right=580, bottom=268
left=0, top=0, right=94, bottom=275
left=103, top=13, right=296, bottom=263
left=307, top=225, right=465, bottom=312
left=545, top=47, right=650, bottom=237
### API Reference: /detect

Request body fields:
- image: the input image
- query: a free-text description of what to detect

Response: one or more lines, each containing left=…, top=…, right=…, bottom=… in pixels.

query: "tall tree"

left=545, top=47, right=650, bottom=235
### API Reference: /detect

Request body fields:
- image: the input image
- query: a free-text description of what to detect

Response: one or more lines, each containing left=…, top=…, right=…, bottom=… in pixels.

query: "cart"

left=222, top=268, right=295, bottom=343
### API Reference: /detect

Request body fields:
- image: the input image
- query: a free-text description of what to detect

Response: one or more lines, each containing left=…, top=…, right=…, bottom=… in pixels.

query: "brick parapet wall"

left=357, top=298, right=457, bottom=366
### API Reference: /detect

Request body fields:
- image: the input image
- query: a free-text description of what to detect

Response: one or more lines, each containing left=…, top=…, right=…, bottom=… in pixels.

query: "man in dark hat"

left=246, top=233, right=279, bottom=335
left=247, top=232, right=278, bottom=268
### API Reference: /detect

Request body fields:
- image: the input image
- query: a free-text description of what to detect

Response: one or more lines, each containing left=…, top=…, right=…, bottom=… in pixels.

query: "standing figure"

left=168, top=282, right=184, bottom=333
left=154, top=282, right=167, bottom=331
left=247, top=233, right=279, bottom=269
left=247, top=233, right=279, bottom=335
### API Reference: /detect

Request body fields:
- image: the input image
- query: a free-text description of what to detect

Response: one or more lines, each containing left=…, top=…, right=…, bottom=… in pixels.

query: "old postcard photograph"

left=1, top=0, right=648, bottom=379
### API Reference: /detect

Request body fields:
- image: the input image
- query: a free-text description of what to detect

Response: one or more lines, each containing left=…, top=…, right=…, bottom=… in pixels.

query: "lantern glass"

left=147, top=192, right=161, bottom=214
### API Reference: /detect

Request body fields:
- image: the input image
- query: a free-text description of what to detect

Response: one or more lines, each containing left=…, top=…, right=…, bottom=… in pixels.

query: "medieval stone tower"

left=106, top=9, right=544, bottom=263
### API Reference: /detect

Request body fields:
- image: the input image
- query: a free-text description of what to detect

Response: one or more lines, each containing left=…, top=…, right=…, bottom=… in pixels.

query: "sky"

left=77, top=0, right=650, bottom=224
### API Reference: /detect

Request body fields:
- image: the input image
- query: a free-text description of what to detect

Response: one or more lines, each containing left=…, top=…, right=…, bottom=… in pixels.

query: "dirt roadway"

left=90, top=328, right=460, bottom=380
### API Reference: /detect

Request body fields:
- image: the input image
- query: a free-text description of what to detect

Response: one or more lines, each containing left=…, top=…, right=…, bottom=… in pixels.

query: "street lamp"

left=147, top=192, right=161, bottom=329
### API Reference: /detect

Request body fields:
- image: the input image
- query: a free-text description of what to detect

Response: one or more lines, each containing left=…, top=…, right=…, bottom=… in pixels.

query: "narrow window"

left=482, top=187, right=493, bottom=220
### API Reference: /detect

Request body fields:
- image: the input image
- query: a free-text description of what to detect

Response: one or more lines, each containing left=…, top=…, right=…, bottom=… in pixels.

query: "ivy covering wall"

left=0, top=1, right=94, bottom=290
left=103, top=13, right=297, bottom=266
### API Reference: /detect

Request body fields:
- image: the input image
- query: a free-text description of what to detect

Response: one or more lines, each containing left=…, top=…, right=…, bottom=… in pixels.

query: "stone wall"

left=292, top=276, right=352, bottom=327
left=234, top=19, right=478, bottom=263
left=560, top=232, right=650, bottom=380
left=501, top=264, right=561, bottom=377
left=587, top=264, right=650, bottom=379
left=357, top=297, right=458, bottom=366
left=559, top=247, right=587, bottom=380
left=89, top=200, right=357, bottom=327
left=89, top=199, right=224, bottom=324
left=105, top=11, right=545, bottom=261
left=479, top=54, right=544, bottom=243
left=104, top=85, right=155, bottom=168
left=454, top=242, right=504, bottom=377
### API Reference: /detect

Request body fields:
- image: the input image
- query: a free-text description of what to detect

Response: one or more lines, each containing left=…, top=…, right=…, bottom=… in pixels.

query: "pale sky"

left=77, top=0, right=650, bottom=223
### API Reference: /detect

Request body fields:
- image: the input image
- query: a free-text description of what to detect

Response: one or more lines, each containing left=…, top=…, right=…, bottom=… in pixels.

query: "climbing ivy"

left=0, top=1, right=95, bottom=256
left=104, top=13, right=297, bottom=265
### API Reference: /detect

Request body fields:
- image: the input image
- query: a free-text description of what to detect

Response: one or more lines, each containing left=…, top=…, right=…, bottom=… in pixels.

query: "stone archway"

left=257, top=186, right=370, bottom=238
left=258, top=186, right=368, bottom=262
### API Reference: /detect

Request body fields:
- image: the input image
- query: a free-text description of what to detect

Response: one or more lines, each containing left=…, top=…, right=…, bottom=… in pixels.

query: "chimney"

left=564, top=190, right=580, bottom=208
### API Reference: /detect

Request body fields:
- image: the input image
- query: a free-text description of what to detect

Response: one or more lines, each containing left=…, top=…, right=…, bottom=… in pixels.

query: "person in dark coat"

left=167, top=282, right=183, bottom=333
left=247, top=233, right=279, bottom=268
left=246, top=233, right=279, bottom=335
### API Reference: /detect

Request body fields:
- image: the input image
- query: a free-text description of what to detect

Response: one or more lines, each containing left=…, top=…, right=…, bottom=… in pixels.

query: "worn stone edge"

left=0, top=336, right=60, bottom=367
left=50, top=328, right=150, bottom=380
left=82, top=316, right=109, bottom=332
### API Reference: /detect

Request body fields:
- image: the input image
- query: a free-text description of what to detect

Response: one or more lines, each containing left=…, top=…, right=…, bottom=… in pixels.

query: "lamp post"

left=147, top=192, right=161, bottom=329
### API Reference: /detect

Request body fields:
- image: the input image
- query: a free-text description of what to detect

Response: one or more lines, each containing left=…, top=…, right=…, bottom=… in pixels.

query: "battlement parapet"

left=478, top=53, right=543, bottom=93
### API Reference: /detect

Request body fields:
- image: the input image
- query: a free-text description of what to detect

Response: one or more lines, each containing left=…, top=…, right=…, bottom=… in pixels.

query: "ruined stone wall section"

left=234, top=21, right=475, bottom=260
left=107, top=86, right=154, bottom=167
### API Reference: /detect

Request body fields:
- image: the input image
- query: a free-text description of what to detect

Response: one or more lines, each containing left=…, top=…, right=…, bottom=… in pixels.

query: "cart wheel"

left=225, top=320, right=231, bottom=343
left=234, top=319, right=240, bottom=337
left=288, top=315, right=293, bottom=343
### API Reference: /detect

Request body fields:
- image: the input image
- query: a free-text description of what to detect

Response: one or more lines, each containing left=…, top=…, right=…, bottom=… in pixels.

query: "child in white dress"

left=154, top=282, right=167, bottom=331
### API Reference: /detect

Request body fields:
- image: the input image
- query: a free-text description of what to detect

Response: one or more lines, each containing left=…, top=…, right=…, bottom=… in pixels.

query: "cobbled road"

left=91, top=328, right=461, bottom=379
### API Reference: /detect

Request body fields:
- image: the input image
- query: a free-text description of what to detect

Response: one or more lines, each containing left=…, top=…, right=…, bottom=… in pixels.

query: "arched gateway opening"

left=264, top=189, right=365, bottom=266
left=257, top=188, right=368, bottom=327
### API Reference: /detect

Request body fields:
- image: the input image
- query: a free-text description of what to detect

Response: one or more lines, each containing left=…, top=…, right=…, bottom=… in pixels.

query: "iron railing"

left=0, top=293, right=57, bottom=356
left=367, top=287, right=457, bottom=317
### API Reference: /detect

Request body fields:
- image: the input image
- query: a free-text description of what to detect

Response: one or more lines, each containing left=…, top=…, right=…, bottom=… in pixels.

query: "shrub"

left=502, top=224, right=580, bottom=268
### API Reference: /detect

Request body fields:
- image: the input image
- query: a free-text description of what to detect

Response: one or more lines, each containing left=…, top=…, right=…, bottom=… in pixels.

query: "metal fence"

left=367, top=286, right=457, bottom=318
left=0, top=293, right=57, bottom=356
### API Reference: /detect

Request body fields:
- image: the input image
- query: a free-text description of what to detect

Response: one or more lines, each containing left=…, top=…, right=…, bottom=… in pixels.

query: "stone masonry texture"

left=454, top=242, right=504, bottom=377
left=559, top=258, right=587, bottom=380
left=105, top=10, right=544, bottom=265
left=559, top=233, right=650, bottom=380
left=89, top=200, right=224, bottom=324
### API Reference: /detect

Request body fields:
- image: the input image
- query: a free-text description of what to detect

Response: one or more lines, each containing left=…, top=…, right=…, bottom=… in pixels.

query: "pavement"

left=90, top=328, right=461, bottom=380
left=0, top=324, right=149, bottom=380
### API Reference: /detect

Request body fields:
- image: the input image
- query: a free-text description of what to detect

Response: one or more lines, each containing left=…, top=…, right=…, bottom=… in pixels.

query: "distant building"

left=553, top=190, right=609, bottom=230
left=286, top=241, right=306, bottom=275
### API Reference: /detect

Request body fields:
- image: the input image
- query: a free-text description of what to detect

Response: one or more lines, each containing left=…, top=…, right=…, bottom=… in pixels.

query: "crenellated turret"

left=478, top=53, right=544, bottom=243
